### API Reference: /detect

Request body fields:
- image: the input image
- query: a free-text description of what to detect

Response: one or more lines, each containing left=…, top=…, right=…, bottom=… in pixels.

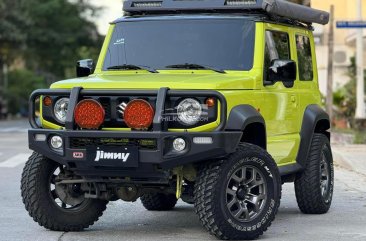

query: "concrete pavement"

left=0, top=119, right=29, bottom=133
left=0, top=120, right=366, bottom=241
left=333, top=145, right=366, bottom=177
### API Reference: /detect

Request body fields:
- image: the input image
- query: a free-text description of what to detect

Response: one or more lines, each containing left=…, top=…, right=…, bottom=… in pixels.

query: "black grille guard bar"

left=29, top=87, right=228, bottom=131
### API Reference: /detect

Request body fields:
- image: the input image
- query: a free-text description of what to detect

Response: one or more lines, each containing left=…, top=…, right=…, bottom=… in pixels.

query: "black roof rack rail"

left=123, top=0, right=329, bottom=25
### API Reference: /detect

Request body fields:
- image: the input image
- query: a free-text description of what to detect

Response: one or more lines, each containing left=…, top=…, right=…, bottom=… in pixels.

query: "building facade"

left=311, top=0, right=366, bottom=95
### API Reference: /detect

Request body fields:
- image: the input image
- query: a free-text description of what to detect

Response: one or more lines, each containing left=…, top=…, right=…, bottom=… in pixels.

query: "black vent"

left=70, top=138, right=157, bottom=150
left=99, top=98, right=111, bottom=120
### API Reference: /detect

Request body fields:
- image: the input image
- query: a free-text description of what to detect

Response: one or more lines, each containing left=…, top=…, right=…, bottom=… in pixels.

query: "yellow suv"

left=21, top=0, right=333, bottom=239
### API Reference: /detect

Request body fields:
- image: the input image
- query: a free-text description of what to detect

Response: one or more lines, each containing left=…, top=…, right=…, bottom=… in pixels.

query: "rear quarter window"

left=296, top=35, right=313, bottom=81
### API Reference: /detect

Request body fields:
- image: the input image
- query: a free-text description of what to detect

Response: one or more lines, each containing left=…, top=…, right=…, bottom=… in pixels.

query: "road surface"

left=0, top=120, right=365, bottom=241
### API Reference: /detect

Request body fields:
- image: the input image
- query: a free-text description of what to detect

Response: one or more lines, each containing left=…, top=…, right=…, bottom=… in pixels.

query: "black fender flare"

left=296, top=104, right=330, bottom=168
left=226, top=105, right=266, bottom=149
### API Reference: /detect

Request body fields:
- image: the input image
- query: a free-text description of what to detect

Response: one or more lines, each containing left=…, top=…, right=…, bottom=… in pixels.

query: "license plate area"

left=87, top=146, right=139, bottom=167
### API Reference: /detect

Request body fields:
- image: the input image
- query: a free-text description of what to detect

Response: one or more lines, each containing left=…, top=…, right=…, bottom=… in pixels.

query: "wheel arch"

left=226, top=105, right=266, bottom=150
left=297, top=104, right=330, bottom=168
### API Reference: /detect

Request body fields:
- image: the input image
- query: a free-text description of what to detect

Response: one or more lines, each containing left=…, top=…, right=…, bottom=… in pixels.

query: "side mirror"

left=268, top=59, right=297, bottom=88
left=76, top=59, right=95, bottom=77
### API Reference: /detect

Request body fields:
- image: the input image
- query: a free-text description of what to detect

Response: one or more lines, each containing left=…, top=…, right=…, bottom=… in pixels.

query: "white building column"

left=355, top=0, right=366, bottom=119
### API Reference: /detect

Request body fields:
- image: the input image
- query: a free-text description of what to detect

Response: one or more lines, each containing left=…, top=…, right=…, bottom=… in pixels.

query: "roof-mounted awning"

left=123, top=0, right=329, bottom=25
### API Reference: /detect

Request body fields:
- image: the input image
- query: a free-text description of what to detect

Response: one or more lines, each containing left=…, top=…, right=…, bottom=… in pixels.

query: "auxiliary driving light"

left=50, top=136, right=63, bottom=149
left=34, top=134, right=47, bottom=142
left=173, top=138, right=186, bottom=152
left=193, top=137, right=213, bottom=144
left=74, top=99, right=105, bottom=129
left=123, top=99, right=155, bottom=130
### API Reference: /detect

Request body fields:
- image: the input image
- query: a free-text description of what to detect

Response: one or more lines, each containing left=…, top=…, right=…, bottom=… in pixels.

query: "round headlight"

left=177, top=98, right=202, bottom=125
left=54, top=98, right=69, bottom=123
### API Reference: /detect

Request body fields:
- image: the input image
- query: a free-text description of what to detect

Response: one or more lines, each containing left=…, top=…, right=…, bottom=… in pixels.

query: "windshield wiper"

left=107, top=64, right=159, bottom=73
left=165, top=63, right=226, bottom=74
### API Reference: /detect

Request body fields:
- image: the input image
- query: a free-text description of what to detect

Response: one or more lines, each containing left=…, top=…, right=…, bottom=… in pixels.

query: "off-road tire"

left=21, top=152, right=108, bottom=231
left=295, top=133, right=334, bottom=214
left=140, top=193, right=177, bottom=211
left=194, top=143, right=281, bottom=240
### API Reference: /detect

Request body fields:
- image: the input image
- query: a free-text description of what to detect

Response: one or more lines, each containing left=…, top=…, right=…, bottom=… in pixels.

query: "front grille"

left=70, top=138, right=157, bottom=150
left=99, top=98, right=111, bottom=120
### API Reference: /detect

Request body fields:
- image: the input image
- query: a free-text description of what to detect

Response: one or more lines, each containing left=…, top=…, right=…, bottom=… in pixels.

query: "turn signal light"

left=123, top=99, right=154, bottom=130
left=43, top=96, right=52, bottom=106
left=205, top=97, right=215, bottom=108
left=74, top=99, right=105, bottom=129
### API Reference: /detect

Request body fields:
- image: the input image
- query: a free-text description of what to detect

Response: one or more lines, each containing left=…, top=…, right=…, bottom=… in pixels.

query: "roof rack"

left=123, top=0, right=329, bottom=25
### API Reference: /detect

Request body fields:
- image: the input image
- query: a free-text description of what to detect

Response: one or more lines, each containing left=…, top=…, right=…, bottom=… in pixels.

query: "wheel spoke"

left=324, top=181, right=329, bottom=190
left=232, top=173, right=243, bottom=183
left=241, top=167, right=247, bottom=181
left=233, top=205, right=250, bottom=220
left=244, top=168, right=255, bottom=185
left=247, top=178, right=264, bottom=189
left=321, top=167, right=327, bottom=178
left=234, top=208, right=244, bottom=218
left=227, top=198, right=237, bottom=209
left=62, top=202, right=67, bottom=208
left=246, top=194, right=265, bottom=212
left=320, top=155, right=331, bottom=199
left=226, top=187, right=236, bottom=196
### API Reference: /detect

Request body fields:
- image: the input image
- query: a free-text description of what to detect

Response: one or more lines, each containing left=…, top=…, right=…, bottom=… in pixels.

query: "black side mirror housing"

left=76, top=59, right=95, bottom=77
left=268, top=59, right=297, bottom=88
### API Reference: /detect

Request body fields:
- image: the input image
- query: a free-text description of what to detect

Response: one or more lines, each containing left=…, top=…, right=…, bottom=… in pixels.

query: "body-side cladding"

left=226, top=105, right=266, bottom=150
left=296, top=104, right=330, bottom=168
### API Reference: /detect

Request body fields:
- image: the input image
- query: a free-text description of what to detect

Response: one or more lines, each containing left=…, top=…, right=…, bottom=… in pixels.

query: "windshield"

left=103, top=17, right=255, bottom=71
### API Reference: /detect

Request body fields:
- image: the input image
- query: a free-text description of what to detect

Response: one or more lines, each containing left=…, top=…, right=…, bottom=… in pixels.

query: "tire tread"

left=294, top=133, right=333, bottom=214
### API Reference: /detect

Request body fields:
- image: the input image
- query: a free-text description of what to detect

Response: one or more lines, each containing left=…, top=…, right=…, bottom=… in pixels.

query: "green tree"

left=334, top=57, right=366, bottom=123
left=1, top=0, right=103, bottom=116
left=0, top=0, right=28, bottom=83
left=6, top=69, right=45, bottom=115
left=23, top=0, right=103, bottom=84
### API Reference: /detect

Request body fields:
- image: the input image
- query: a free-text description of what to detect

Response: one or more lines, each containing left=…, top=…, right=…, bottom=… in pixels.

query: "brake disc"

left=55, top=183, right=85, bottom=206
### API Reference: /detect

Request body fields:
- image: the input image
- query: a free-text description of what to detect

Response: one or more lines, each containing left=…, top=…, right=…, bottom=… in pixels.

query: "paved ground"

left=0, top=120, right=366, bottom=241
left=0, top=119, right=29, bottom=134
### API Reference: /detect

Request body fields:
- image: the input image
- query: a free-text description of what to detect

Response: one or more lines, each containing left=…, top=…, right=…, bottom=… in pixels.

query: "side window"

left=264, top=31, right=291, bottom=82
left=296, top=35, right=313, bottom=81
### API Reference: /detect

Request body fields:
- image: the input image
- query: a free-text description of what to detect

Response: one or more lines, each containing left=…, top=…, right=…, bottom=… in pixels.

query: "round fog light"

left=50, top=136, right=63, bottom=149
left=173, top=138, right=186, bottom=152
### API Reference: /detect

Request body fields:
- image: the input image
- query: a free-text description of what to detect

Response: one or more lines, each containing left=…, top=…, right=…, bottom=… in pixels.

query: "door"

left=260, top=27, right=301, bottom=166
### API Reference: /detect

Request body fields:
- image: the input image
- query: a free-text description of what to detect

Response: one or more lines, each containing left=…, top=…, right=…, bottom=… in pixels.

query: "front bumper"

left=29, top=129, right=242, bottom=178
left=28, top=87, right=240, bottom=180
